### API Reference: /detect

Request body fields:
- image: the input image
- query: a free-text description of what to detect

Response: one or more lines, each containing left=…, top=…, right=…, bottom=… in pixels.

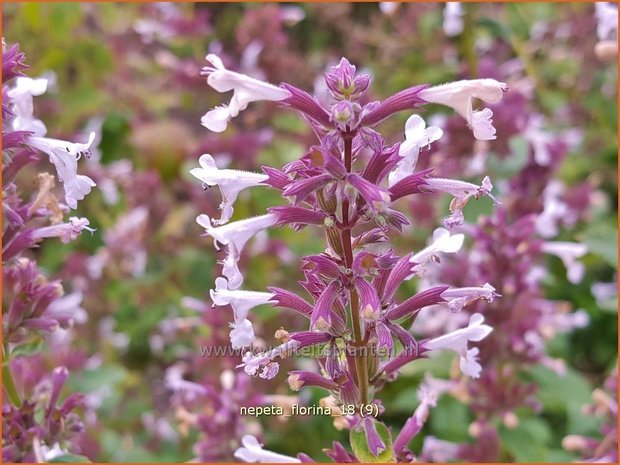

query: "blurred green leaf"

left=429, top=395, right=471, bottom=442
left=49, top=454, right=92, bottom=463
left=11, top=338, right=44, bottom=358
left=583, top=223, right=618, bottom=268
left=500, top=418, right=551, bottom=462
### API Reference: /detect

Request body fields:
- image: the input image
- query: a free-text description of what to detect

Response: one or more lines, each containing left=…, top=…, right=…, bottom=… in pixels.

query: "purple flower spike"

left=311, top=281, right=340, bottom=331
left=280, top=83, right=332, bottom=127
left=324, top=57, right=370, bottom=101
left=287, top=370, right=339, bottom=391
left=362, top=417, right=387, bottom=456
left=268, top=287, right=313, bottom=318
left=355, top=277, right=381, bottom=322
left=347, top=173, right=390, bottom=211
left=324, top=441, right=357, bottom=463
left=2, top=42, right=28, bottom=84
left=283, top=174, right=332, bottom=204
left=361, top=85, right=428, bottom=127
left=46, top=366, right=69, bottom=419
left=387, top=286, right=449, bottom=321
left=261, top=165, right=290, bottom=190
left=381, top=253, right=415, bottom=303
left=192, top=49, right=506, bottom=462
left=289, top=330, right=332, bottom=347
left=270, top=206, right=328, bottom=228
left=389, top=169, right=433, bottom=201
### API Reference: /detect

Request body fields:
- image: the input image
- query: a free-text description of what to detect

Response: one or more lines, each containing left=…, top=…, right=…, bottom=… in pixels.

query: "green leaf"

left=429, top=395, right=471, bottom=442
left=500, top=419, right=549, bottom=462
left=350, top=421, right=396, bottom=463
left=49, top=454, right=91, bottom=463
left=528, top=365, right=599, bottom=435
left=583, top=222, right=618, bottom=268
left=67, top=365, right=127, bottom=395
left=487, top=136, right=529, bottom=177
left=11, top=338, right=44, bottom=357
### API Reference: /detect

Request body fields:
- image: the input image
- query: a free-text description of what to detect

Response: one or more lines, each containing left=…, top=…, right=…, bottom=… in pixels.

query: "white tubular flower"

left=419, top=79, right=508, bottom=140
left=424, top=313, right=493, bottom=378
left=441, top=283, right=499, bottom=312
left=425, top=176, right=498, bottom=228
left=422, top=437, right=461, bottom=463
left=410, top=227, right=465, bottom=267
left=46, top=291, right=87, bottom=325
left=164, top=364, right=207, bottom=398
left=40, top=443, right=69, bottom=462
left=210, top=277, right=274, bottom=349
left=541, top=241, right=588, bottom=284
left=388, top=114, right=443, bottom=187
left=379, top=2, right=399, bottom=16
left=595, top=2, right=618, bottom=40
left=237, top=340, right=300, bottom=379
left=190, top=154, right=269, bottom=224
left=197, top=213, right=277, bottom=289
left=201, top=54, right=292, bottom=133
left=229, top=318, right=256, bottom=350
left=544, top=309, right=590, bottom=333
left=443, top=2, right=464, bottom=37
left=8, top=76, right=48, bottom=136
left=28, top=132, right=97, bottom=209
left=413, top=384, right=439, bottom=425
left=32, top=217, right=95, bottom=244
left=210, top=277, right=274, bottom=321
left=234, top=435, right=301, bottom=463
left=535, top=180, right=569, bottom=238
left=279, top=6, right=306, bottom=26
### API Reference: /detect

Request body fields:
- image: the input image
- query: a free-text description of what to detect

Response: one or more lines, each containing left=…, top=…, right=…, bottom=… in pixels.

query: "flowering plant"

left=2, top=40, right=97, bottom=462
left=193, top=54, right=508, bottom=461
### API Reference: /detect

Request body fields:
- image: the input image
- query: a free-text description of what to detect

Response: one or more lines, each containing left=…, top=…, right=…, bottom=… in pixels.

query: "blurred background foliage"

left=3, top=2, right=617, bottom=462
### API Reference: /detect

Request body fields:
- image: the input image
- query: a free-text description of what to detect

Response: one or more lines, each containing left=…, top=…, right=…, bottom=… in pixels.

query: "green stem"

left=3, top=343, right=21, bottom=407
left=348, top=289, right=368, bottom=406
left=461, top=3, right=479, bottom=79
left=340, top=132, right=369, bottom=407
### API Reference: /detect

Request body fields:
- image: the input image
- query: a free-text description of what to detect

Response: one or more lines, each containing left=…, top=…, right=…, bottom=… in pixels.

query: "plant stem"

left=340, top=131, right=369, bottom=407
left=3, top=343, right=21, bottom=407
left=461, top=3, right=479, bottom=79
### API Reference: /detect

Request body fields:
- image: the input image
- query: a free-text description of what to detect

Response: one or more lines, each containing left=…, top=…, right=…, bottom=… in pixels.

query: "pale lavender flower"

left=419, top=79, right=508, bottom=140
left=190, top=154, right=269, bottom=224
left=389, top=114, right=443, bottom=187
left=423, top=313, right=493, bottom=378
left=234, top=435, right=301, bottom=463
left=440, top=283, right=499, bottom=312
left=279, top=5, right=306, bottom=26
left=7, top=76, right=48, bottom=136
left=28, top=133, right=97, bottom=209
left=197, top=213, right=277, bottom=289
left=421, top=436, right=461, bottom=462
left=410, top=227, right=465, bottom=269
left=379, top=2, right=400, bottom=16
left=540, top=241, right=588, bottom=284
left=32, top=217, right=95, bottom=244
left=201, top=54, right=292, bottom=132
left=238, top=340, right=301, bottom=379
left=443, top=2, right=464, bottom=37
left=210, top=277, right=275, bottom=348
left=595, top=2, right=618, bottom=40
left=425, top=176, right=498, bottom=228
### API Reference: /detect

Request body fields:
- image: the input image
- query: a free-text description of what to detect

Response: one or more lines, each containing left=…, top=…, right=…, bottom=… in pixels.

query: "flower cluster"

left=405, top=66, right=593, bottom=461
left=192, top=54, right=507, bottom=461
left=2, top=40, right=97, bottom=462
